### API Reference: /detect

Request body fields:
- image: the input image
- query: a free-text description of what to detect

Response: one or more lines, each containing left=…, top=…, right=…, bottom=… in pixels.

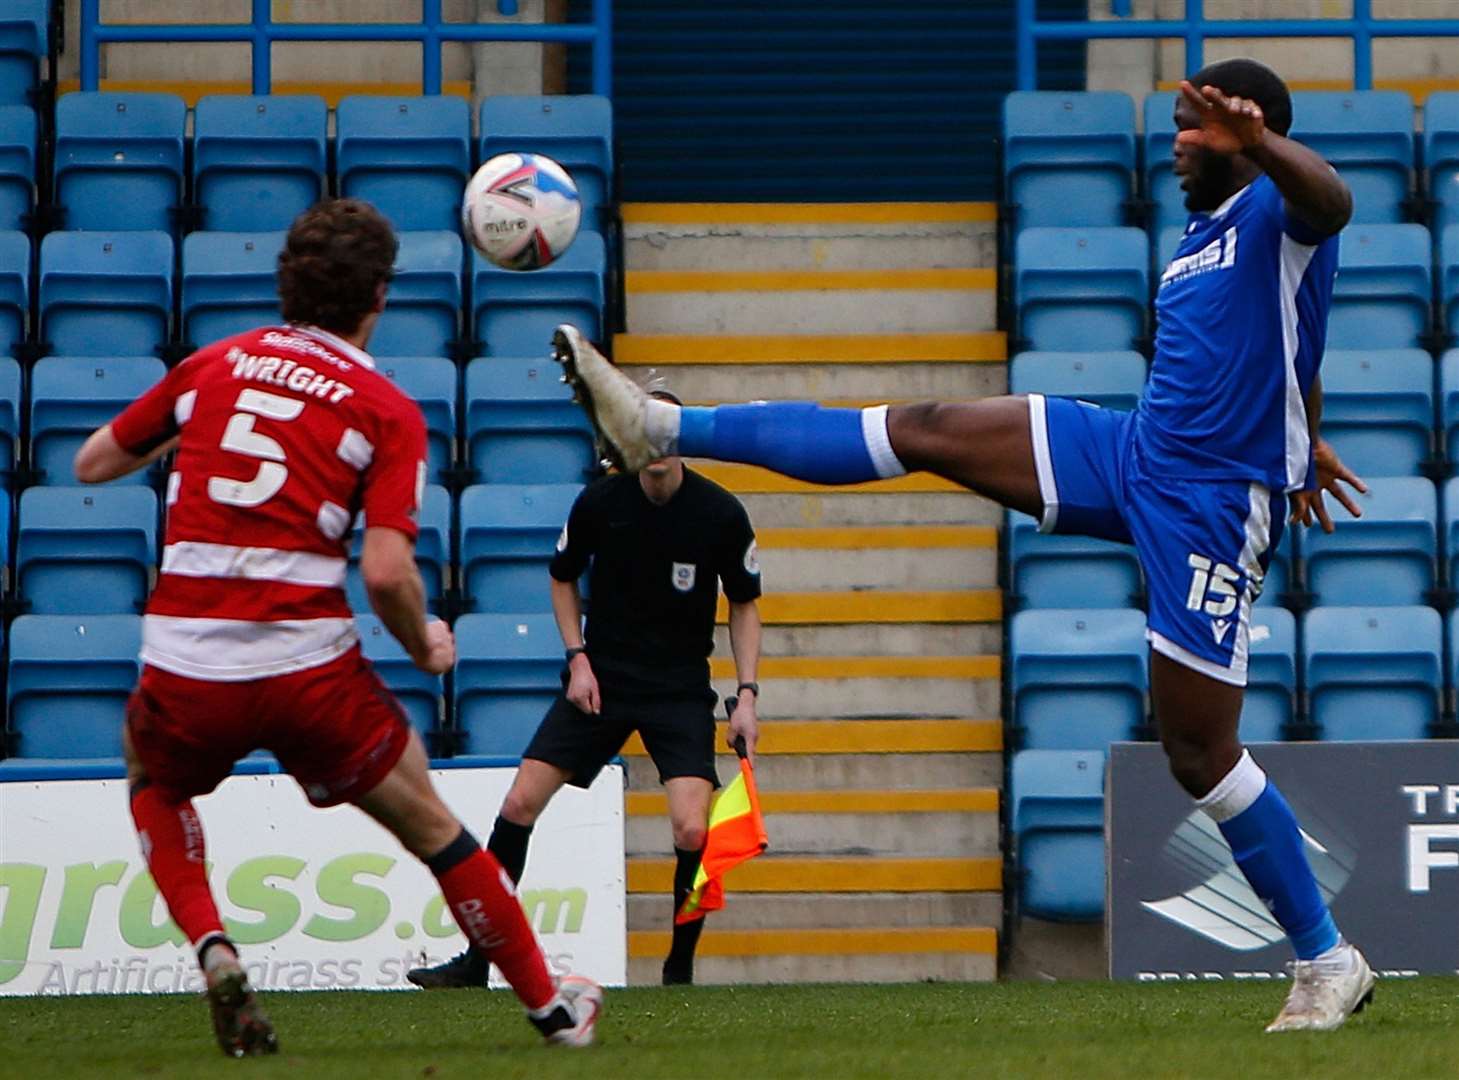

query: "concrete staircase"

left=614, top=203, right=1005, bottom=985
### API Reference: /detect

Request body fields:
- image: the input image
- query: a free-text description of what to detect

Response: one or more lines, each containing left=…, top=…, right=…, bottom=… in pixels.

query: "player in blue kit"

left=554, top=58, right=1375, bottom=1032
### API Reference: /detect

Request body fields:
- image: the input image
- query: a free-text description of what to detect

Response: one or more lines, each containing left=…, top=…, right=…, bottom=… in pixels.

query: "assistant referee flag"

left=675, top=736, right=768, bottom=925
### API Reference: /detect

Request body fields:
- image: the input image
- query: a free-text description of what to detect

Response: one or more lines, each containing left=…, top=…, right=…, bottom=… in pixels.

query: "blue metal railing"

left=1018, top=0, right=1459, bottom=92
left=80, top=0, right=613, bottom=97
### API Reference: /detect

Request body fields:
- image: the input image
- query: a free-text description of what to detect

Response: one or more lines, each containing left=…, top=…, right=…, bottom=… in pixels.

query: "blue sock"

left=1209, top=761, right=1339, bottom=960
left=675, top=402, right=903, bottom=485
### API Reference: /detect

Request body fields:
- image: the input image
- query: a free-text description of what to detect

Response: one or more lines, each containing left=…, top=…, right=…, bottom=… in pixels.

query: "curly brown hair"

left=277, top=198, right=398, bottom=335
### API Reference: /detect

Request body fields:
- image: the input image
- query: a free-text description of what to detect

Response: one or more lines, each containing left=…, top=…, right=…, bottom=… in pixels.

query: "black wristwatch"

left=737, top=681, right=760, bottom=698
left=565, top=645, right=587, bottom=662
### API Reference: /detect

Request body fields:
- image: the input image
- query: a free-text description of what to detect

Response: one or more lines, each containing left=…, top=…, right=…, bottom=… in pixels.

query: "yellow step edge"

left=614, top=332, right=1007, bottom=365
left=57, top=79, right=473, bottom=108
left=714, top=590, right=1002, bottom=625
left=627, top=856, right=1001, bottom=894
left=695, top=463, right=966, bottom=494
left=622, top=719, right=1003, bottom=757
left=708, top=655, right=999, bottom=680
left=627, top=269, right=996, bottom=293
left=628, top=926, right=998, bottom=959
left=755, top=525, right=996, bottom=550
left=626, top=788, right=998, bottom=816
left=621, top=202, right=997, bottom=226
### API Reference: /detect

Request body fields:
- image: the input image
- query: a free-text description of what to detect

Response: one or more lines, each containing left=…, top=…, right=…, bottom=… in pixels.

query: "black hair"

left=1188, top=58, right=1293, bottom=136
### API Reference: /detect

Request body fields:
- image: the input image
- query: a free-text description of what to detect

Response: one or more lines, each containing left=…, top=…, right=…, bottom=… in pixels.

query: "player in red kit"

left=73, top=199, right=602, bottom=1057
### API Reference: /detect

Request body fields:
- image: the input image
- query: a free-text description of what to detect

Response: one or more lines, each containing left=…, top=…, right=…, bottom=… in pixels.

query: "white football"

left=461, top=152, right=582, bottom=271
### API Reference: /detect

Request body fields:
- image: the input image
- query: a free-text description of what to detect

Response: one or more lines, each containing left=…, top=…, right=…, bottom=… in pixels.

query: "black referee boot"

left=406, top=948, right=490, bottom=990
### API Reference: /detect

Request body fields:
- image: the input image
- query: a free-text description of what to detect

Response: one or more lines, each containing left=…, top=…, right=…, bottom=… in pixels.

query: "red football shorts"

left=125, top=646, right=411, bottom=807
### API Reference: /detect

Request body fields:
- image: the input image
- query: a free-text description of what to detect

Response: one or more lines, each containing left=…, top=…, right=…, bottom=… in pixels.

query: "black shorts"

left=522, top=686, right=720, bottom=790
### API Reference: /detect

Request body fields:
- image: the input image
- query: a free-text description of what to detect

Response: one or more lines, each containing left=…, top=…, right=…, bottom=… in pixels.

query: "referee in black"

left=409, top=386, right=763, bottom=989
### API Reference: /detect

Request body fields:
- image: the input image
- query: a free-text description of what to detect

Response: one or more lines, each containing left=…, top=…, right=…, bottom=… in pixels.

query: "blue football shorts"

left=1027, top=393, right=1287, bottom=687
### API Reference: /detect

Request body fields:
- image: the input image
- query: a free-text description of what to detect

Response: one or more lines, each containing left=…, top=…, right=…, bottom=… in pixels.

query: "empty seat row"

left=0, top=2, right=44, bottom=109
left=0, top=104, right=34, bottom=230
left=53, top=92, right=613, bottom=234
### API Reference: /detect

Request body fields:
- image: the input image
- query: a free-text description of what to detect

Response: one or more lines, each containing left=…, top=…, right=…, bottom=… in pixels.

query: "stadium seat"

left=1008, top=350, right=1146, bottom=412
left=1289, top=91, right=1413, bottom=224
left=479, top=95, right=614, bottom=223
left=376, top=357, right=458, bottom=484
left=39, top=231, right=173, bottom=357
left=1438, top=477, right=1459, bottom=585
left=355, top=614, right=442, bottom=739
left=1303, top=605, right=1441, bottom=740
left=1014, top=228, right=1148, bottom=352
left=17, top=486, right=158, bottom=614
left=0, top=229, right=26, bottom=358
left=0, top=355, right=21, bottom=486
left=6, top=614, right=142, bottom=759
left=1302, top=476, right=1436, bottom=607
left=54, top=92, right=185, bottom=232
left=1439, top=350, right=1459, bottom=455
left=1006, top=510, right=1142, bottom=609
left=1423, top=93, right=1459, bottom=239
left=1440, top=227, right=1459, bottom=345
left=369, top=231, right=463, bottom=358
left=30, top=356, right=166, bottom=485
left=1010, top=608, right=1147, bottom=750
left=472, top=230, right=605, bottom=356
left=1143, top=92, right=1185, bottom=234
left=1002, top=91, right=1135, bottom=232
left=453, top=612, right=563, bottom=757
left=346, top=484, right=450, bottom=616
left=337, top=95, right=471, bottom=232
left=1154, top=224, right=1185, bottom=277
left=465, top=356, right=597, bottom=484
left=193, top=95, right=327, bottom=231
left=1011, top=748, right=1105, bottom=921
left=1328, top=224, right=1431, bottom=350
left=0, top=104, right=35, bottom=230
left=459, top=483, right=581, bottom=613
left=0, top=0, right=45, bottom=107
left=1318, top=349, right=1434, bottom=478
left=180, top=231, right=284, bottom=346
left=1240, top=608, right=1296, bottom=743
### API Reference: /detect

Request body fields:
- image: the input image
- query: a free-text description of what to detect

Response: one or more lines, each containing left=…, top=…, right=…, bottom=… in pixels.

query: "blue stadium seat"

left=1011, top=748, right=1105, bottom=921
left=1302, top=476, right=1436, bottom=607
left=346, top=484, right=450, bottom=616
left=0, top=229, right=26, bottom=358
left=39, top=231, right=173, bottom=357
left=453, top=612, right=562, bottom=757
left=181, top=231, right=284, bottom=346
left=337, top=95, right=471, bottom=232
left=17, top=486, right=157, bottom=614
left=1002, top=91, right=1135, bottom=232
left=1289, top=91, right=1413, bottom=224
left=1007, top=510, right=1141, bottom=610
left=472, top=230, right=605, bottom=356
left=1439, top=477, right=1459, bottom=584
left=479, top=95, right=614, bottom=223
left=1014, top=228, right=1148, bottom=352
left=1143, top=92, right=1185, bottom=234
left=1240, top=608, right=1296, bottom=743
left=355, top=614, right=442, bottom=739
left=1440, top=226, right=1459, bottom=344
left=376, top=357, right=457, bottom=484
left=1328, top=224, right=1431, bottom=350
left=0, top=1, right=45, bottom=107
left=370, top=231, right=463, bottom=358
left=7, top=614, right=142, bottom=759
left=30, top=356, right=166, bottom=485
left=1303, top=605, right=1441, bottom=740
left=465, top=356, right=597, bottom=484
left=1008, top=350, right=1146, bottom=412
left=1318, top=349, right=1434, bottom=478
left=1010, top=608, right=1147, bottom=750
left=459, top=483, right=581, bottom=613
left=1439, top=350, right=1459, bottom=454
left=1423, top=93, right=1459, bottom=239
left=1154, top=224, right=1185, bottom=278
left=0, top=355, right=20, bottom=486
left=0, top=105, right=35, bottom=230
left=54, top=92, right=185, bottom=232
left=193, top=95, right=327, bottom=231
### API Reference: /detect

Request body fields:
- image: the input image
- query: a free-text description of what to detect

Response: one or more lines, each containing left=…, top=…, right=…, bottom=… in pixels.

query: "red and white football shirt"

left=110, top=325, right=428, bottom=681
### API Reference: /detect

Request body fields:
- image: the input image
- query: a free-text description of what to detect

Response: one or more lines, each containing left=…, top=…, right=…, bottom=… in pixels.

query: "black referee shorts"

left=522, top=686, right=720, bottom=790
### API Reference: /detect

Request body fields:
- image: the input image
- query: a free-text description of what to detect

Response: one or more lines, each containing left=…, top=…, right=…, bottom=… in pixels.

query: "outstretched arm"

left=1288, top=376, right=1368, bottom=533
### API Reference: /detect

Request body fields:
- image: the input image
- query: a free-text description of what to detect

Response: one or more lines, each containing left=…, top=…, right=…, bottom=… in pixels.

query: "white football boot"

left=553, top=324, right=661, bottom=472
left=1264, top=941, right=1375, bottom=1033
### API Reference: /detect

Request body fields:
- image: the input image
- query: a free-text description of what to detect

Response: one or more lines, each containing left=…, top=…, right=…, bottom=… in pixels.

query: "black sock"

left=487, top=815, right=535, bottom=885
left=664, top=845, right=706, bottom=981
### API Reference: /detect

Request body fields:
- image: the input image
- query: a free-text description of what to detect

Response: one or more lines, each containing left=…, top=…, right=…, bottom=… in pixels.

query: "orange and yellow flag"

left=675, top=742, right=768, bottom=925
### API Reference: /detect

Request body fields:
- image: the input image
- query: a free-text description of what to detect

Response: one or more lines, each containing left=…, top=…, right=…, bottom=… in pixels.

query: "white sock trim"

left=860, top=405, right=907, bottom=479
left=1196, top=748, right=1268, bottom=824
left=1026, top=394, right=1060, bottom=533
left=644, top=399, right=681, bottom=456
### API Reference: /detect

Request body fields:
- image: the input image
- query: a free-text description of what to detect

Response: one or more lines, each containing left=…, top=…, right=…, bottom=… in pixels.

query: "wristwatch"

left=565, top=645, right=587, bottom=662
left=737, top=681, right=760, bottom=698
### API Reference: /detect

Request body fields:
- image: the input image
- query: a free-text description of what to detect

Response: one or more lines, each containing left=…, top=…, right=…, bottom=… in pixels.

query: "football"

left=460, top=151, right=582, bottom=271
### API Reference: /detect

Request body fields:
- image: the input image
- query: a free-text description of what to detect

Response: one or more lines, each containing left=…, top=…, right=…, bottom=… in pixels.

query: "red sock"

left=432, top=836, right=556, bottom=1011
left=129, top=785, right=225, bottom=947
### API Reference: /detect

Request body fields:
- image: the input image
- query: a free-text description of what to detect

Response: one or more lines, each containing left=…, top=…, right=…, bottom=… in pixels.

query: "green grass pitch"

left=5, top=979, right=1459, bottom=1079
